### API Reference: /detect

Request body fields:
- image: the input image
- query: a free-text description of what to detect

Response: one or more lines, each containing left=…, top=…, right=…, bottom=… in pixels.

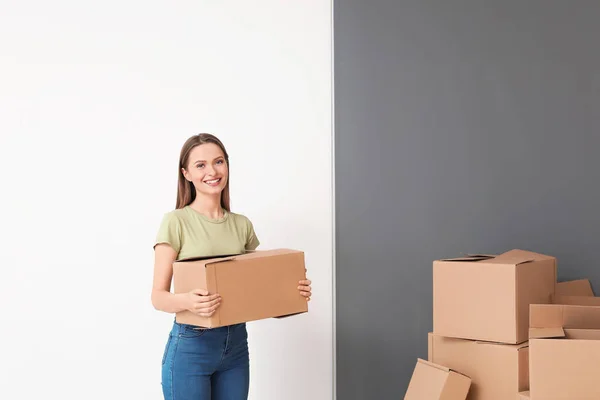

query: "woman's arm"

left=151, top=244, right=189, bottom=313
left=151, top=243, right=221, bottom=316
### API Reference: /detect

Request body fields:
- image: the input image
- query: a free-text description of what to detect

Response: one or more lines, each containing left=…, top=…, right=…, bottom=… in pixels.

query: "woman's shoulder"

left=158, top=207, right=189, bottom=224
left=227, top=211, right=256, bottom=227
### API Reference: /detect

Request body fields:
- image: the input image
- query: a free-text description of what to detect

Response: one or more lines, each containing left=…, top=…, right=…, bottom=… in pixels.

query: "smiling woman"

left=176, top=134, right=232, bottom=212
left=151, top=133, right=312, bottom=400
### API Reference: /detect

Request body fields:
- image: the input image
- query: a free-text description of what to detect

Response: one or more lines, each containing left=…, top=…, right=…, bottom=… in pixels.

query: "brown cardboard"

left=555, top=279, right=594, bottom=296
left=517, top=391, right=530, bottom=400
left=404, top=358, right=471, bottom=400
left=529, top=304, right=600, bottom=399
left=552, top=294, right=600, bottom=306
left=428, top=333, right=529, bottom=400
left=433, top=249, right=556, bottom=343
left=173, top=249, right=308, bottom=328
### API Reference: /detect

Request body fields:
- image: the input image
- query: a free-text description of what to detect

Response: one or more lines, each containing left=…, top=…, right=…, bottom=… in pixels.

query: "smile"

left=203, top=178, right=222, bottom=186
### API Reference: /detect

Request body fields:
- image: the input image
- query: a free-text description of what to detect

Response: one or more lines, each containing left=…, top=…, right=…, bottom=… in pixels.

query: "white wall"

left=0, top=1, right=333, bottom=399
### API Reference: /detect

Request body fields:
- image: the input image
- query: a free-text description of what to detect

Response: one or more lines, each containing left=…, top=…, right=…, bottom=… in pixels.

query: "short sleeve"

left=154, top=212, right=182, bottom=253
left=245, top=218, right=260, bottom=251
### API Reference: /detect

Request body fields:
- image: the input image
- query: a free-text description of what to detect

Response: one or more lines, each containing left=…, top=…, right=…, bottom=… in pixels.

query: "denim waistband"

left=171, top=319, right=246, bottom=336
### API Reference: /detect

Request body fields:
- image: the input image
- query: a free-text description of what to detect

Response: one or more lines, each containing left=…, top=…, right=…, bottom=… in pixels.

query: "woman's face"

left=182, top=143, right=228, bottom=196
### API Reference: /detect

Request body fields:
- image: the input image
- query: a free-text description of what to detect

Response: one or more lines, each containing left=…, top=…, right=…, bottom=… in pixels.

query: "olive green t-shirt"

left=154, top=205, right=260, bottom=260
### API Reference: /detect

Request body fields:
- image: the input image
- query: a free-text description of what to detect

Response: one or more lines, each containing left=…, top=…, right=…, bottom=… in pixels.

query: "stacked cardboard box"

left=526, top=286, right=600, bottom=400
left=405, top=249, right=555, bottom=399
left=429, top=249, right=556, bottom=400
left=517, top=279, right=595, bottom=400
left=404, top=358, right=471, bottom=400
left=404, top=249, right=598, bottom=400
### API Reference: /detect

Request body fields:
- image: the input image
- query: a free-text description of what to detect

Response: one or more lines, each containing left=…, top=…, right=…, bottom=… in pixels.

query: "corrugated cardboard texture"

left=556, top=279, right=594, bottom=296
left=529, top=304, right=600, bottom=399
left=433, top=249, right=556, bottom=343
left=404, top=359, right=471, bottom=400
left=428, top=333, right=528, bottom=400
left=173, top=249, right=308, bottom=328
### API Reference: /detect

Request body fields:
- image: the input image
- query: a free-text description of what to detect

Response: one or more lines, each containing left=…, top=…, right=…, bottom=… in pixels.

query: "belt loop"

left=175, top=321, right=183, bottom=336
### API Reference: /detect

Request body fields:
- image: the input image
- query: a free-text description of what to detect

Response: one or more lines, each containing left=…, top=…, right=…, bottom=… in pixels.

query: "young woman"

left=151, top=133, right=312, bottom=400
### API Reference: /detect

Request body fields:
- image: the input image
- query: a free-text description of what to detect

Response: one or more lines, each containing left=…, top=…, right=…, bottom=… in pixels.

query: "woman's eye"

left=197, top=163, right=204, bottom=168
left=216, top=160, right=224, bottom=165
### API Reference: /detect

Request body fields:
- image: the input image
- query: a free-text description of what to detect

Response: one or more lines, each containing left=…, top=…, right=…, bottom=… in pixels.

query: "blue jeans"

left=161, top=321, right=250, bottom=400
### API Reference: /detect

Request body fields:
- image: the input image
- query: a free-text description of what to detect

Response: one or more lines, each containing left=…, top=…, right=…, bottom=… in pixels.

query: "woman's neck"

left=189, top=193, right=224, bottom=219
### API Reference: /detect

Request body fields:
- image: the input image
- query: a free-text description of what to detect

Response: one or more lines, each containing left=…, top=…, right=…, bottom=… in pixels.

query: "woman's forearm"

left=152, top=290, right=189, bottom=313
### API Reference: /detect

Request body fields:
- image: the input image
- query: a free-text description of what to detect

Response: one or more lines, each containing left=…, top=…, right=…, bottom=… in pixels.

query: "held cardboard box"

left=404, top=358, right=471, bottom=400
left=517, top=391, right=530, bottom=400
left=173, top=249, right=308, bottom=328
left=433, top=249, right=556, bottom=343
left=428, top=333, right=529, bottom=400
left=529, top=303, right=600, bottom=400
left=555, top=278, right=594, bottom=296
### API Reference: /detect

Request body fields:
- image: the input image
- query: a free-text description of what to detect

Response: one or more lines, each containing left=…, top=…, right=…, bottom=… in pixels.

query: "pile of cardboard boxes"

left=404, top=249, right=599, bottom=400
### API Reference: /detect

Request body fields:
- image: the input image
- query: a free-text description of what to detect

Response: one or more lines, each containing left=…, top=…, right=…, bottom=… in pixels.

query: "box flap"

left=438, top=255, right=495, bottom=262
left=205, top=255, right=238, bottom=265
left=473, top=340, right=529, bottom=350
left=487, top=249, right=534, bottom=265
left=174, top=249, right=302, bottom=267
left=564, top=328, right=600, bottom=340
left=175, top=253, right=240, bottom=265
left=416, top=358, right=450, bottom=372
left=552, top=295, right=600, bottom=306
left=439, top=249, right=554, bottom=265
left=498, top=249, right=554, bottom=261
left=529, top=327, right=565, bottom=339
left=530, top=303, right=600, bottom=331
left=530, top=304, right=563, bottom=328
left=556, top=279, right=594, bottom=296
left=488, top=249, right=554, bottom=265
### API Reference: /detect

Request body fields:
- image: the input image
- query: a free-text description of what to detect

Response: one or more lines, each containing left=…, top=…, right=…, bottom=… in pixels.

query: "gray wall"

left=335, top=1, right=600, bottom=398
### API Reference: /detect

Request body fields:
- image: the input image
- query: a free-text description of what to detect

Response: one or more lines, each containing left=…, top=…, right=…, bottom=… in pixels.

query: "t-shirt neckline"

left=185, top=205, right=229, bottom=224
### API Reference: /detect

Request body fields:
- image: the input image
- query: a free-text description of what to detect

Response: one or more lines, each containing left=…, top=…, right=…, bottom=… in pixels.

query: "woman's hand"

left=298, top=279, right=312, bottom=301
left=184, top=289, right=222, bottom=317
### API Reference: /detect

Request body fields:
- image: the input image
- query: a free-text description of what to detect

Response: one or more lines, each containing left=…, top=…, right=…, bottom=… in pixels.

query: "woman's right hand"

left=184, top=289, right=221, bottom=317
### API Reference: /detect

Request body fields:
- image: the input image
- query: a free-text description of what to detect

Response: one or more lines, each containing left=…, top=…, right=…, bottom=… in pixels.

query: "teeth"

left=205, top=179, right=220, bottom=184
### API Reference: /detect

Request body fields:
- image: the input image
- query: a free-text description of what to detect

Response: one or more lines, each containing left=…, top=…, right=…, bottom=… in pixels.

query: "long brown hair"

left=176, top=133, right=231, bottom=211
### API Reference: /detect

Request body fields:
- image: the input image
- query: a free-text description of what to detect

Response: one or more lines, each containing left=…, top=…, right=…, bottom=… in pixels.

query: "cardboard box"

left=173, top=249, right=308, bottom=328
left=552, top=279, right=597, bottom=305
left=517, top=391, right=530, bottom=400
left=404, top=358, right=471, bottom=400
left=555, top=278, right=594, bottom=296
left=529, top=303, right=600, bottom=399
left=428, top=333, right=529, bottom=400
left=433, top=249, right=556, bottom=343
left=552, top=294, right=600, bottom=306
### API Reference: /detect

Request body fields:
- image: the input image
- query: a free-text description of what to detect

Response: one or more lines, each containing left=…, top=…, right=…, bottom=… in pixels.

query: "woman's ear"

left=181, top=167, right=192, bottom=182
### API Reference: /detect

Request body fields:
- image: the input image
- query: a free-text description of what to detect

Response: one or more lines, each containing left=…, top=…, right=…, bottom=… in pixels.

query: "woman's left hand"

left=298, top=279, right=312, bottom=301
